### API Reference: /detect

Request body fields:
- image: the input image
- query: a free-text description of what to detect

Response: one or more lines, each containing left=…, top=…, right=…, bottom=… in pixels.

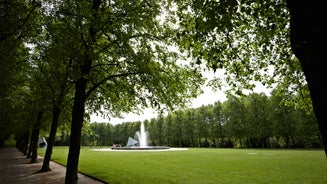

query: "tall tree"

left=196, top=105, right=210, bottom=147
left=42, top=1, right=203, bottom=183
left=174, top=0, right=327, bottom=156
left=223, top=95, right=247, bottom=147
left=0, top=0, right=40, bottom=147
left=156, top=115, right=165, bottom=146
left=34, top=9, right=75, bottom=171
left=25, top=58, right=52, bottom=163
left=270, top=92, right=299, bottom=147
left=184, top=108, right=197, bottom=147
left=245, top=93, right=271, bottom=148
left=212, top=102, right=225, bottom=147
left=172, top=110, right=186, bottom=147
left=164, top=114, right=173, bottom=146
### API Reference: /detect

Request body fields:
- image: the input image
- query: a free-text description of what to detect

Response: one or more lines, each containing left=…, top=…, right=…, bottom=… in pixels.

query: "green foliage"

left=86, top=92, right=320, bottom=149
left=38, top=0, right=205, bottom=119
left=39, top=147, right=327, bottom=184
left=0, top=0, right=41, bottom=146
left=1, top=0, right=314, bottom=149
left=1, top=0, right=322, bottom=180
left=173, top=0, right=310, bottom=111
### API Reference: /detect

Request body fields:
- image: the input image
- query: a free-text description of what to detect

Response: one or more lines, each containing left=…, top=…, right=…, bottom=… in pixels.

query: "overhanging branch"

left=85, top=71, right=139, bottom=98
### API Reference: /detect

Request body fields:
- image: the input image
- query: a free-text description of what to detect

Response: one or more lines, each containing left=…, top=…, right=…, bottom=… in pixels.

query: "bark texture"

left=65, top=1, right=100, bottom=183
left=286, top=0, right=327, bottom=157
left=40, top=107, right=61, bottom=172
left=65, top=78, right=87, bottom=184
left=30, top=110, right=43, bottom=163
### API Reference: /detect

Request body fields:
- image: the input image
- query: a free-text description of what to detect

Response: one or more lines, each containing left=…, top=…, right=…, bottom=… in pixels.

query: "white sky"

left=90, top=69, right=271, bottom=125
left=89, top=89, right=226, bottom=125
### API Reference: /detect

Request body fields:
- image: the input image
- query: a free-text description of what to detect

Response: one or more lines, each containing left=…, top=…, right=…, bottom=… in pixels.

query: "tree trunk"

left=286, top=0, right=327, bottom=157
left=40, top=107, right=61, bottom=172
left=65, top=1, right=101, bottom=183
left=285, top=135, right=290, bottom=148
left=22, top=131, right=30, bottom=155
left=30, top=110, right=43, bottom=163
left=65, top=78, right=87, bottom=184
left=205, top=137, right=209, bottom=147
left=0, top=139, right=4, bottom=148
left=212, top=137, right=216, bottom=148
left=26, top=137, right=32, bottom=158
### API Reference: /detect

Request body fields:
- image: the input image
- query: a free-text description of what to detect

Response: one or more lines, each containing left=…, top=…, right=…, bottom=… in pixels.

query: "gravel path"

left=0, top=147, right=106, bottom=184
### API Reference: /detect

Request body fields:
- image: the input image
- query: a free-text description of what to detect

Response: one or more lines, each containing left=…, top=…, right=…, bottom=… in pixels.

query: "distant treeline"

left=55, top=92, right=321, bottom=148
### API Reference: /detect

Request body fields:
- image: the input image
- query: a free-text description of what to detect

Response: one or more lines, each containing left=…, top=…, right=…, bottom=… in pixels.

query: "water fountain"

left=111, top=122, right=170, bottom=150
left=135, top=121, right=148, bottom=147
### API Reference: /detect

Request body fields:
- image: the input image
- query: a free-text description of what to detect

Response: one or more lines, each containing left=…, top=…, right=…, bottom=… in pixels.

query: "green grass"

left=38, top=147, right=327, bottom=184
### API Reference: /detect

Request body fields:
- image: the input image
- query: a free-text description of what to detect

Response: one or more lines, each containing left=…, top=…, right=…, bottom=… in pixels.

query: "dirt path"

left=0, top=147, right=106, bottom=184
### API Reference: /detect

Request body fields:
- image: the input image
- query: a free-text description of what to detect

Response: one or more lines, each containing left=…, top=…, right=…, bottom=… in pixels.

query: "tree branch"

left=91, top=62, right=121, bottom=69
left=85, top=71, right=139, bottom=98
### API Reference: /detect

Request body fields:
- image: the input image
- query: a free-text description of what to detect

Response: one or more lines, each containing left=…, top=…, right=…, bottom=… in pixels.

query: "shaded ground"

left=0, top=147, right=105, bottom=184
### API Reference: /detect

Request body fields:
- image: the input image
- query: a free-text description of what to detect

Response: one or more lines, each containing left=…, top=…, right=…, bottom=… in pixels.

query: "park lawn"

left=38, top=147, right=327, bottom=184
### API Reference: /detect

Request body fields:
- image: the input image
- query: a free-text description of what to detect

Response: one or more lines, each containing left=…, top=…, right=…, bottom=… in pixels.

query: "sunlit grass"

left=38, top=147, right=327, bottom=184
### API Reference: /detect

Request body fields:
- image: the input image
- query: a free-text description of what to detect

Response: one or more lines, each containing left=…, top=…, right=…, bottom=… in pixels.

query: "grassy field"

left=38, top=147, right=327, bottom=184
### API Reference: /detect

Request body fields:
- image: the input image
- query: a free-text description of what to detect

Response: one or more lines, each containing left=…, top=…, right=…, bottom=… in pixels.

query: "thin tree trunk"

left=40, top=107, right=61, bottom=172
left=0, top=139, right=4, bottom=148
left=285, top=135, right=290, bottom=148
left=30, top=110, right=43, bottom=163
left=22, top=131, right=30, bottom=155
left=26, top=137, right=32, bottom=158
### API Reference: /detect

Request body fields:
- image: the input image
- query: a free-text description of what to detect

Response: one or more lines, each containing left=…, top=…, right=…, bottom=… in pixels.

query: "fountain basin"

left=111, top=146, right=170, bottom=150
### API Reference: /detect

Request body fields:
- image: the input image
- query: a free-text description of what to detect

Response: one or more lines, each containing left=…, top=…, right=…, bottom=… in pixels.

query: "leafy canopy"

left=170, top=0, right=310, bottom=110
left=41, top=0, right=204, bottom=118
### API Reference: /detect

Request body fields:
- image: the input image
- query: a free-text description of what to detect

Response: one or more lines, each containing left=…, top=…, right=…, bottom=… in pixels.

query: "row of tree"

left=2, top=1, right=203, bottom=183
left=80, top=92, right=320, bottom=149
left=1, top=0, right=327, bottom=183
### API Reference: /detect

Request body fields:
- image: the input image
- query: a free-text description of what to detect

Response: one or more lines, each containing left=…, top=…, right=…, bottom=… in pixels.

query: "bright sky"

left=89, top=88, right=226, bottom=125
left=90, top=69, right=271, bottom=125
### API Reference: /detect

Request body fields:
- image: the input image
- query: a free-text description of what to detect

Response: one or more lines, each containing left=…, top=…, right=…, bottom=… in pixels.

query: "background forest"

left=53, top=92, right=321, bottom=149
